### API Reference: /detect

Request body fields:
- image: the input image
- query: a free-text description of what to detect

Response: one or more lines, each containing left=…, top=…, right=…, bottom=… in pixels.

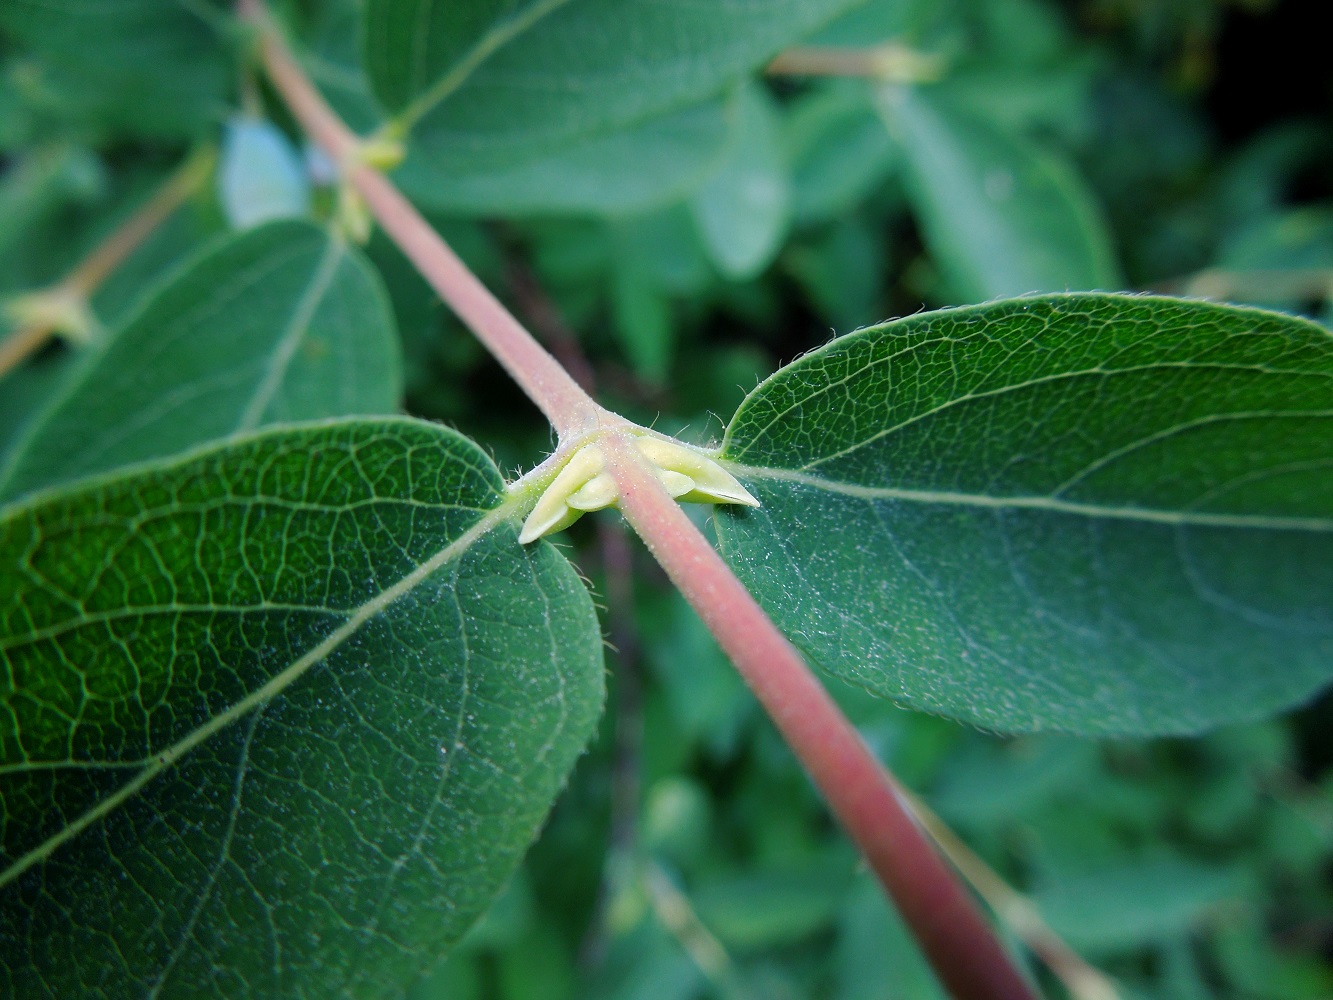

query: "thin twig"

left=0, top=146, right=216, bottom=380
left=246, top=1, right=602, bottom=439
left=1151, top=267, right=1333, bottom=303
left=601, top=431, right=1037, bottom=1000
left=899, top=786, right=1121, bottom=1000
left=644, top=862, right=748, bottom=1000
left=767, top=44, right=946, bottom=83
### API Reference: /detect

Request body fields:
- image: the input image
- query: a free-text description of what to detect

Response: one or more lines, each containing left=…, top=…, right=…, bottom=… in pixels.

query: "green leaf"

left=610, top=260, right=673, bottom=383
left=835, top=877, right=944, bottom=1000
left=691, top=856, right=855, bottom=950
left=397, top=98, right=733, bottom=216
left=0, top=145, right=104, bottom=272
left=691, top=83, right=791, bottom=280
left=716, top=293, right=1333, bottom=736
left=1034, top=858, right=1245, bottom=955
left=0, top=351, right=75, bottom=467
left=362, top=0, right=863, bottom=175
left=785, top=81, right=898, bottom=226
left=0, top=417, right=605, bottom=997
left=0, top=1, right=231, bottom=139
left=879, top=85, right=1121, bottom=301
left=0, top=220, right=402, bottom=502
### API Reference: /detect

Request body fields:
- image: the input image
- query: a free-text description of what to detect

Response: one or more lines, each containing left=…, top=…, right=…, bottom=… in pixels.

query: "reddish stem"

left=251, top=9, right=600, bottom=439
left=248, top=7, right=1040, bottom=997
left=602, top=434, right=1037, bottom=1000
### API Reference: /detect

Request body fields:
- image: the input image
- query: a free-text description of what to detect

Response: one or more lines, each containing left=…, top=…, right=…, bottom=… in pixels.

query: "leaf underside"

left=716, top=293, right=1333, bottom=736
left=0, top=418, right=604, bottom=998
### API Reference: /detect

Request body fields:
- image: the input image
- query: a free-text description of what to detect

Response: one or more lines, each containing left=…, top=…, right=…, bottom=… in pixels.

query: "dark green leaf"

left=0, top=417, right=605, bottom=997
left=716, top=294, right=1333, bottom=735
left=0, top=220, right=402, bottom=501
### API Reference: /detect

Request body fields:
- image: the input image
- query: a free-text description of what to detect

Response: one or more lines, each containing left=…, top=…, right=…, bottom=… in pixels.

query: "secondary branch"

left=247, top=1, right=601, bottom=440
left=0, top=146, right=214, bottom=380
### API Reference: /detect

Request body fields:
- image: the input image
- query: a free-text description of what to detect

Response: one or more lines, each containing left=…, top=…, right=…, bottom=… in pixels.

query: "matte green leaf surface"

left=397, top=98, right=733, bottom=216
left=691, top=84, right=791, bottom=280
left=361, top=0, right=862, bottom=174
left=0, top=220, right=402, bottom=502
left=1035, top=858, right=1245, bottom=955
left=0, top=0, right=230, bottom=139
left=0, top=417, right=605, bottom=997
left=879, top=85, right=1121, bottom=300
left=716, top=294, right=1333, bottom=735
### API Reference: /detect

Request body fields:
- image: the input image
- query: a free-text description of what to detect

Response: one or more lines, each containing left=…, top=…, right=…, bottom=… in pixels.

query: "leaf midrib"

left=726, top=462, right=1333, bottom=533
left=392, top=0, right=575, bottom=132
left=235, top=235, right=346, bottom=431
left=727, top=355, right=1333, bottom=472
left=0, top=498, right=518, bottom=890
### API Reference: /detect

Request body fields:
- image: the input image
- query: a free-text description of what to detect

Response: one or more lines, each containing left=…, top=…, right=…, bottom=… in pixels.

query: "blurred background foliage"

left=1, top=0, right=1331, bottom=997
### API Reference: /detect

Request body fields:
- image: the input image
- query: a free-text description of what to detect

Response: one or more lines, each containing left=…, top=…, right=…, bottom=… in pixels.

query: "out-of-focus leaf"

left=0, top=220, right=402, bottom=501
left=0, top=145, right=104, bottom=271
left=582, top=920, right=702, bottom=1000
left=398, top=99, right=733, bottom=216
left=0, top=349, right=74, bottom=467
left=785, top=82, right=898, bottom=225
left=1212, top=206, right=1333, bottom=315
left=717, top=294, right=1333, bottom=736
left=880, top=85, right=1121, bottom=300
left=691, top=857, right=855, bottom=950
left=496, top=921, right=578, bottom=1000
left=0, top=417, right=605, bottom=997
left=929, top=737, right=1099, bottom=824
left=835, top=877, right=944, bottom=1000
left=643, top=776, right=713, bottom=869
left=0, top=0, right=230, bottom=139
left=1035, top=858, right=1246, bottom=955
left=643, top=592, right=751, bottom=759
left=783, top=216, right=889, bottom=332
left=691, top=84, right=791, bottom=280
left=610, top=262, right=673, bottom=383
left=362, top=0, right=864, bottom=174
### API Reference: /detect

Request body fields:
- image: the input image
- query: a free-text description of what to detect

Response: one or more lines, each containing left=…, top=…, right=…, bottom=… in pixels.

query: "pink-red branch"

left=246, top=6, right=1039, bottom=998
left=602, top=434, right=1037, bottom=1000
left=249, top=3, right=600, bottom=440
